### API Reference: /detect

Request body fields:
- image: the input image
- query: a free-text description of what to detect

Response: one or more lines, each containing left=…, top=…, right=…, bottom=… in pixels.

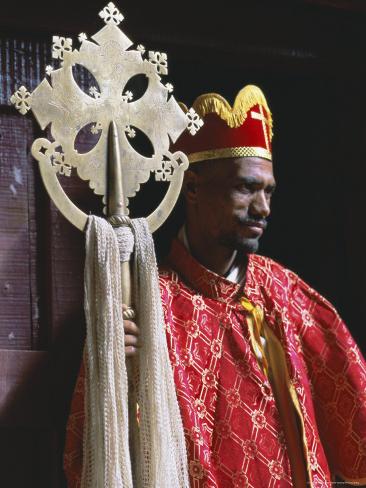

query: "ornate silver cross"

left=11, top=1, right=203, bottom=232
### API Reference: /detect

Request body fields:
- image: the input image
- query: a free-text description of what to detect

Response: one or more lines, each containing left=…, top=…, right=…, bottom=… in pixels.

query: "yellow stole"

left=241, top=297, right=309, bottom=488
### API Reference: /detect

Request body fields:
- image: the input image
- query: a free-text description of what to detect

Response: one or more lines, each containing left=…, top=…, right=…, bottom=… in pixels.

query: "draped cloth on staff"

left=82, top=216, right=189, bottom=488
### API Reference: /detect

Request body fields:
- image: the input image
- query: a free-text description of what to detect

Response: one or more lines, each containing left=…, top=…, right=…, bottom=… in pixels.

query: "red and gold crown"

left=174, top=85, right=273, bottom=163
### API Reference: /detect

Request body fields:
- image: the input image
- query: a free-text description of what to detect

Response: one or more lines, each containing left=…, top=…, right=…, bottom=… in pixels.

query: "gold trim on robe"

left=241, top=297, right=310, bottom=488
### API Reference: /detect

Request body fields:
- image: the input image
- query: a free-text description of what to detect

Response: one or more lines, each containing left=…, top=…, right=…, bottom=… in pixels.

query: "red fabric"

left=64, top=240, right=366, bottom=487
left=64, top=361, right=85, bottom=488
left=173, top=105, right=272, bottom=157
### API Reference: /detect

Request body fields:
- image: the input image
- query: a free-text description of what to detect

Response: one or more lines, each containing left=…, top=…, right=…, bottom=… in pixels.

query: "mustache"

left=236, top=216, right=268, bottom=229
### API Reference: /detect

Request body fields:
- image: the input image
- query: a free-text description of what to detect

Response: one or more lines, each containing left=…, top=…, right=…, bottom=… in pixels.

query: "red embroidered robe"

left=64, top=239, right=366, bottom=487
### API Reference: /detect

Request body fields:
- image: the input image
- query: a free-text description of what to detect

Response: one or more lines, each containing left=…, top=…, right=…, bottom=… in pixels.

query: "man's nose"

left=250, top=191, right=271, bottom=219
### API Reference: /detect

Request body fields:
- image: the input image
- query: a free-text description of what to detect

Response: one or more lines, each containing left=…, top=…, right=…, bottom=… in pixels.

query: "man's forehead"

left=192, top=157, right=275, bottom=186
left=233, top=156, right=273, bottom=172
left=216, top=157, right=274, bottom=180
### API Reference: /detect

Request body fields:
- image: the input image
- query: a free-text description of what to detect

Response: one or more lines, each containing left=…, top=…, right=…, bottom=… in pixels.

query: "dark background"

left=0, top=0, right=365, bottom=486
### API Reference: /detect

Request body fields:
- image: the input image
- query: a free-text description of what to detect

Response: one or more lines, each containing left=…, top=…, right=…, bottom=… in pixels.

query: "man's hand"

left=123, top=304, right=141, bottom=356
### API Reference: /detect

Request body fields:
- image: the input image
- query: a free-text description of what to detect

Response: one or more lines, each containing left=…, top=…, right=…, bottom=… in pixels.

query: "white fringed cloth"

left=81, top=215, right=189, bottom=488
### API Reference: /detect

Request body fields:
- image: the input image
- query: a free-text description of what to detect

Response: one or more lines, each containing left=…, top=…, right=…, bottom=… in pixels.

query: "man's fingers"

left=125, top=334, right=140, bottom=347
left=125, top=336, right=141, bottom=356
left=123, top=314, right=140, bottom=357
left=124, top=320, right=140, bottom=336
left=125, top=346, right=137, bottom=357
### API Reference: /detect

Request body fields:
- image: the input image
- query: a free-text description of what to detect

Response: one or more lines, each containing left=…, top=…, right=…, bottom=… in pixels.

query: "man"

left=64, top=85, right=366, bottom=487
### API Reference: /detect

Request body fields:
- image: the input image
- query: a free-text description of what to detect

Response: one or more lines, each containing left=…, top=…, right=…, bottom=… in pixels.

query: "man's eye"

left=265, top=192, right=272, bottom=201
left=236, top=185, right=252, bottom=193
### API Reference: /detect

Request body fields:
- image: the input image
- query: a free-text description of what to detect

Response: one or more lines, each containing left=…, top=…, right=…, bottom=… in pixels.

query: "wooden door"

left=0, top=108, right=86, bottom=487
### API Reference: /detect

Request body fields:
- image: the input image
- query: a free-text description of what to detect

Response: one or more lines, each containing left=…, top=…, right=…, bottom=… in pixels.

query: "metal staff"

left=107, top=121, right=133, bottom=314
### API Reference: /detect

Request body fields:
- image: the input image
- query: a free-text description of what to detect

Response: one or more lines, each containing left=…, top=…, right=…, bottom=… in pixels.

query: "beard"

left=218, top=216, right=268, bottom=254
left=219, top=233, right=260, bottom=253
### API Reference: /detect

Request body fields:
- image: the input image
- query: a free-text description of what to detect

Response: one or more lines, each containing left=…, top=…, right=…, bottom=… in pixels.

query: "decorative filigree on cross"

left=10, top=2, right=203, bottom=227
left=186, top=108, right=204, bottom=135
left=165, top=83, right=174, bottom=93
left=155, top=160, right=172, bottom=181
left=125, top=126, right=136, bottom=138
left=52, top=36, right=73, bottom=60
left=148, top=51, right=168, bottom=75
left=121, top=91, right=133, bottom=102
left=91, top=122, right=103, bottom=134
left=153, top=151, right=186, bottom=183
left=99, top=2, right=124, bottom=25
left=10, top=86, right=31, bottom=115
left=78, top=32, right=88, bottom=43
left=89, top=86, right=101, bottom=99
left=52, top=151, right=72, bottom=177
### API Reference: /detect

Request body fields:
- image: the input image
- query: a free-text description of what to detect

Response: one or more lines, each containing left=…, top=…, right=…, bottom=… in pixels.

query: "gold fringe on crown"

left=192, top=85, right=273, bottom=139
left=179, top=101, right=189, bottom=112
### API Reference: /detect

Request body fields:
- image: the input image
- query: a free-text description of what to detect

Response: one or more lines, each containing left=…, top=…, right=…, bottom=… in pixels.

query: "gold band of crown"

left=188, top=146, right=272, bottom=164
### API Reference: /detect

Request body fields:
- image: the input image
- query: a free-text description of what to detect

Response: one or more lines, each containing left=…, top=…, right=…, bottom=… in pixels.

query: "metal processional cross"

left=10, top=1, right=203, bottom=235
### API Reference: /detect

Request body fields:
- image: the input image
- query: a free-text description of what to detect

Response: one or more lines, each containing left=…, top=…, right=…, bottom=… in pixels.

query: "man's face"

left=185, top=157, right=276, bottom=253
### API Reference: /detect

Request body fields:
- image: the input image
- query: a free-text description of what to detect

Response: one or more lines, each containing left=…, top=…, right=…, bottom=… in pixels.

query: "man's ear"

left=182, top=169, right=199, bottom=205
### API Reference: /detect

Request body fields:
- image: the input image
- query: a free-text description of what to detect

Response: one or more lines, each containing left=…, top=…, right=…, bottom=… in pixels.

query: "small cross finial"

left=99, top=2, right=124, bottom=25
